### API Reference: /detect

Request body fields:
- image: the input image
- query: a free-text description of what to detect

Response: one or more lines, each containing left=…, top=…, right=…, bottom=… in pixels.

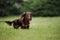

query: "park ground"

left=0, top=16, right=60, bottom=40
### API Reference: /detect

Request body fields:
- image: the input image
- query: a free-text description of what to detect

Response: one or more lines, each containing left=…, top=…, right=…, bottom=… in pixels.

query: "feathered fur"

left=5, top=12, right=32, bottom=29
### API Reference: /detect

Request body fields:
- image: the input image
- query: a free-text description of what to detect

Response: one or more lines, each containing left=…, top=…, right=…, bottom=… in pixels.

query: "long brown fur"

left=5, top=12, right=32, bottom=29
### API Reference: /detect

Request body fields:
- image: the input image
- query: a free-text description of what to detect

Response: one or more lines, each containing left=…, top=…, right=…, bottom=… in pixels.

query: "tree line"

left=0, top=0, right=60, bottom=17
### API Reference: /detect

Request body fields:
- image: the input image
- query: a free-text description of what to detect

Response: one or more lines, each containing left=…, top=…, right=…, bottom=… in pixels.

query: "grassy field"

left=0, top=16, right=60, bottom=40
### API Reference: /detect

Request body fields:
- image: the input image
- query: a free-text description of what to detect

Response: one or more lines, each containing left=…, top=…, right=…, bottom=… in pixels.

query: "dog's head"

left=22, top=12, right=32, bottom=21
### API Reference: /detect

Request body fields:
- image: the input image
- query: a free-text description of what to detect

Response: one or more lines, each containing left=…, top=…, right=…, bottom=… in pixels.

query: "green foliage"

left=0, top=0, right=23, bottom=17
left=31, top=0, right=60, bottom=16
left=42, top=0, right=60, bottom=16
left=21, top=0, right=60, bottom=16
left=0, top=0, right=60, bottom=17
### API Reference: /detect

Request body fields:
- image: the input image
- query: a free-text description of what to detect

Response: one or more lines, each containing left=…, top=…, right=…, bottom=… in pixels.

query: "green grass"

left=0, top=16, right=60, bottom=40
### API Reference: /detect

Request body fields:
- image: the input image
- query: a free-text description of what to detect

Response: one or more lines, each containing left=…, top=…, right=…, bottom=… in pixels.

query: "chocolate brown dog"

left=5, top=12, right=32, bottom=29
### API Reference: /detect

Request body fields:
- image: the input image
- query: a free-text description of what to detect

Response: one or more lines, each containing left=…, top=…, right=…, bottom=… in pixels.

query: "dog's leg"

left=26, top=25, right=29, bottom=29
left=21, top=24, right=29, bottom=29
left=13, top=23, right=19, bottom=29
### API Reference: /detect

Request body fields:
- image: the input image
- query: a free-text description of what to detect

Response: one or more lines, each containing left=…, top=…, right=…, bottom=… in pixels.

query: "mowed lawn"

left=0, top=16, right=60, bottom=40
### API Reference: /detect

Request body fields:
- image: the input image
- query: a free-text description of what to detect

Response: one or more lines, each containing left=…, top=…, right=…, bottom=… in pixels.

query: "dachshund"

left=5, top=12, right=32, bottom=29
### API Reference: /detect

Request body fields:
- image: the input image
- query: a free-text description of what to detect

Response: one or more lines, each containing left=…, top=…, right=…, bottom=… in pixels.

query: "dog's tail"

left=5, top=21, right=13, bottom=26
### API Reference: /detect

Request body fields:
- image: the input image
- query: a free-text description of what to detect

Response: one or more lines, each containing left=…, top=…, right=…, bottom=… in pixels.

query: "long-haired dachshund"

left=5, top=12, right=32, bottom=29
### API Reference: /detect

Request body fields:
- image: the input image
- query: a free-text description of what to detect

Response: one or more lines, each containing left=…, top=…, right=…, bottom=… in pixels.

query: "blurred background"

left=0, top=0, right=60, bottom=17
left=0, top=0, right=60, bottom=40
